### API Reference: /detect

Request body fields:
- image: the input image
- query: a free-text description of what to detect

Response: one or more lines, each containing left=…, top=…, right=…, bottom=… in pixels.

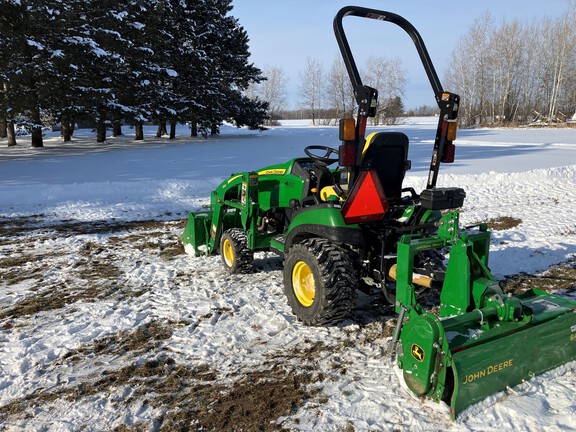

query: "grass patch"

left=485, top=216, right=523, bottom=231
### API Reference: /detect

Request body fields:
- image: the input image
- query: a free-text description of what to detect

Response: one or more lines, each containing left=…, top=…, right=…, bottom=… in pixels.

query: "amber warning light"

left=441, top=119, right=458, bottom=163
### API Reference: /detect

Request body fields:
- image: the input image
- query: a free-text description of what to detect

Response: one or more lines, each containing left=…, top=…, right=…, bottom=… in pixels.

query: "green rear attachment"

left=448, top=294, right=576, bottom=416
left=394, top=212, right=576, bottom=418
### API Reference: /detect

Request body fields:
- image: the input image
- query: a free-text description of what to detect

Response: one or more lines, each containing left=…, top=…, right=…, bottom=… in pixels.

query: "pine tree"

left=0, top=0, right=267, bottom=146
left=178, top=0, right=266, bottom=135
left=0, top=0, right=65, bottom=147
left=0, top=0, right=25, bottom=146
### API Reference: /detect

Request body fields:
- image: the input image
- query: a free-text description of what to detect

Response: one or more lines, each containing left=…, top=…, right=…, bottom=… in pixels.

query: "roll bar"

left=334, top=5, right=444, bottom=103
left=333, top=6, right=460, bottom=189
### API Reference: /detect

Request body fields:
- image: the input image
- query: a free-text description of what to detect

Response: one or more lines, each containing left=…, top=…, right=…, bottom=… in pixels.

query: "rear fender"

left=285, top=206, right=361, bottom=251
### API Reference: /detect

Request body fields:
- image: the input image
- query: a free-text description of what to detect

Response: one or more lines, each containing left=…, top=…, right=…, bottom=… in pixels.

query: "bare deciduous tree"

left=249, top=65, right=288, bottom=125
left=299, top=57, right=325, bottom=125
left=445, top=12, right=493, bottom=126
left=487, top=19, right=525, bottom=123
left=446, top=3, right=576, bottom=126
left=363, top=56, right=407, bottom=125
left=326, top=56, right=355, bottom=124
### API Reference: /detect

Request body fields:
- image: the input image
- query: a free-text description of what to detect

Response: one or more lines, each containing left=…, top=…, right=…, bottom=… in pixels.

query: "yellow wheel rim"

left=222, top=238, right=235, bottom=267
left=292, top=261, right=315, bottom=307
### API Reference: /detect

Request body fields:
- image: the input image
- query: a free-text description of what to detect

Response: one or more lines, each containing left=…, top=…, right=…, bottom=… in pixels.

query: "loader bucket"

left=443, top=290, right=576, bottom=418
left=180, top=211, right=212, bottom=256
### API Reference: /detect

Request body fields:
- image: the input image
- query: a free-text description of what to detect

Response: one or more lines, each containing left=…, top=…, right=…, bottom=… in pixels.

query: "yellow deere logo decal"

left=258, top=168, right=286, bottom=176
left=411, top=344, right=425, bottom=362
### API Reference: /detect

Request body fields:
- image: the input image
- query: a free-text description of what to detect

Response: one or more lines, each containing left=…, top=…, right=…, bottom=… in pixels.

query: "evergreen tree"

left=0, top=0, right=25, bottom=145
left=181, top=0, right=266, bottom=135
left=209, top=0, right=267, bottom=130
left=0, top=0, right=65, bottom=147
left=73, top=0, right=135, bottom=142
left=384, top=96, right=405, bottom=124
left=0, top=0, right=267, bottom=146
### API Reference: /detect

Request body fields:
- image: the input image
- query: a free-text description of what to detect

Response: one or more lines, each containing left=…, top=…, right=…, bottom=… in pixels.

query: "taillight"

left=442, top=143, right=455, bottom=163
left=338, top=118, right=357, bottom=167
left=339, top=118, right=356, bottom=141
left=446, top=120, right=457, bottom=141
left=339, top=143, right=356, bottom=167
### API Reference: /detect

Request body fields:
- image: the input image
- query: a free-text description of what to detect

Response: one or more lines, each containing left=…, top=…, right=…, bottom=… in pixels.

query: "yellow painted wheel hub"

left=222, top=238, right=235, bottom=267
left=292, top=261, right=315, bottom=307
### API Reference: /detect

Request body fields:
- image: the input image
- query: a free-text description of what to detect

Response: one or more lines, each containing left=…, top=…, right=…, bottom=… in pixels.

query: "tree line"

left=250, top=5, right=576, bottom=129
left=0, top=0, right=268, bottom=147
left=248, top=56, right=407, bottom=126
left=445, top=4, right=576, bottom=127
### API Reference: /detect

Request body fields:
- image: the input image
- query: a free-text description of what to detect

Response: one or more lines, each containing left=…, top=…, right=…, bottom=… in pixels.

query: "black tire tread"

left=284, top=237, right=356, bottom=326
left=220, top=228, right=254, bottom=274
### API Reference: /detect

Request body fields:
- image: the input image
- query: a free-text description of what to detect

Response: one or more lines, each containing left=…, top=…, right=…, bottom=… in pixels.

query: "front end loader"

left=181, top=6, right=576, bottom=418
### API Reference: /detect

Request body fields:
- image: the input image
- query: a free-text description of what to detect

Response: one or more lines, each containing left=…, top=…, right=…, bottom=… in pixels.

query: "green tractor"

left=182, top=6, right=576, bottom=418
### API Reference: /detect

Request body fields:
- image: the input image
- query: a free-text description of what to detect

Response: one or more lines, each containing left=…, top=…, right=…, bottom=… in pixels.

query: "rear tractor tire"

left=219, top=228, right=254, bottom=274
left=283, top=238, right=356, bottom=326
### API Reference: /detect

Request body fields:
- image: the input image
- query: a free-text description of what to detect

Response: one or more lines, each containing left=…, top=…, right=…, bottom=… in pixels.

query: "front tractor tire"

left=219, top=228, right=254, bottom=274
left=283, top=238, right=356, bottom=326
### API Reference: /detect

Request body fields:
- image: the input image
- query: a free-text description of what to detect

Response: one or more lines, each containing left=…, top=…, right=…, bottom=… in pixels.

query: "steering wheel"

left=304, top=145, right=340, bottom=167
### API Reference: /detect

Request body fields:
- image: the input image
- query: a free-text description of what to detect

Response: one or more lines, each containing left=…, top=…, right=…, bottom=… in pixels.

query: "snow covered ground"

left=0, top=118, right=575, bottom=431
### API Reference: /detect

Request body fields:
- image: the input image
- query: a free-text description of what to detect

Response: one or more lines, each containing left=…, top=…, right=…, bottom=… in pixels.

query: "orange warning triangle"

left=342, top=170, right=388, bottom=224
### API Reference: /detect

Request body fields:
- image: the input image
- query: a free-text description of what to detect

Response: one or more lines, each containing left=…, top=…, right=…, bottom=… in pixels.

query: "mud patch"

left=0, top=317, right=327, bottom=430
left=502, top=260, right=576, bottom=295
left=183, top=365, right=318, bottom=432
left=62, top=319, right=177, bottom=362
left=2, top=352, right=321, bottom=432
left=484, top=216, right=523, bottom=231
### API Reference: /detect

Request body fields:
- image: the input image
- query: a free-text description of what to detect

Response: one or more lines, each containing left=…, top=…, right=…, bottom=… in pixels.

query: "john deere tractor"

left=182, top=6, right=576, bottom=418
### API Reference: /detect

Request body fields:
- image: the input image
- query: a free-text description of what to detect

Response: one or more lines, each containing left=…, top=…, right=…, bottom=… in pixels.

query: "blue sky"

left=231, top=0, right=570, bottom=110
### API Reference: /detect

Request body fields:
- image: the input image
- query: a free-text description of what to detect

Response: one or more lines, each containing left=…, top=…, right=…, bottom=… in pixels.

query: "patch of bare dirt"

left=0, top=219, right=186, bottom=320
left=0, top=216, right=46, bottom=243
left=6, top=216, right=573, bottom=430
left=2, top=343, right=322, bottom=432
left=0, top=252, right=124, bottom=319
left=0, top=252, right=57, bottom=286
left=502, top=259, right=576, bottom=295
left=62, top=319, right=177, bottom=362
left=484, top=216, right=523, bottom=231
left=0, top=216, right=184, bottom=242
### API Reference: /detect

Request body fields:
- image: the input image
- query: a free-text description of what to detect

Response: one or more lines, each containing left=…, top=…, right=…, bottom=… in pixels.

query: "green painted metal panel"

left=449, top=307, right=576, bottom=417
left=400, top=313, right=442, bottom=395
left=287, top=206, right=353, bottom=230
left=180, top=210, right=211, bottom=255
